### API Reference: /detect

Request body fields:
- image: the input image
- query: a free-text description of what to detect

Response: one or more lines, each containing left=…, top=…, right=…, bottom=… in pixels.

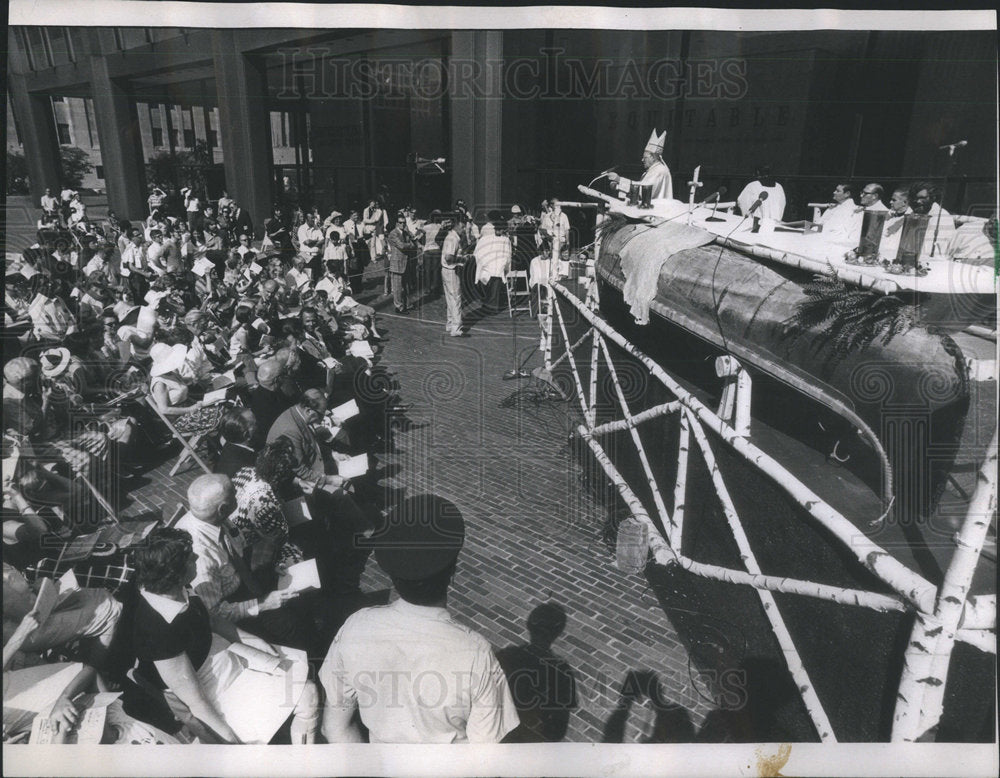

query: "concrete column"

left=90, top=57, right=148, bottom=221
left=8, top=74, right=63, bottom=204
left=449, top=31, right=503, bottom=218
left=213, top=30, right=274, bottom=238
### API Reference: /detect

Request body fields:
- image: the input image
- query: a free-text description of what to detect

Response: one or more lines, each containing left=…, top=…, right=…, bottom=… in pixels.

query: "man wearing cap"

left=508, top=204, right=537, bottom=272
left=607, top=129, right=673, bottom=201
left=320, top=494, right=519, bottom=743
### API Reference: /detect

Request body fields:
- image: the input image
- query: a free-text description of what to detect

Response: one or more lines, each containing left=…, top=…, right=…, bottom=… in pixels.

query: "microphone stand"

left=704, top=195, right=725, bottom=223
left=503, top=308, right=530, bottom=380
left=504, top=230, right=530, bottom=380
left=930, top=143, right=962, bottom=257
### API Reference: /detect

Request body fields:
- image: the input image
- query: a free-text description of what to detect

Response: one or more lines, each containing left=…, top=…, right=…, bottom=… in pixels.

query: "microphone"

left=588, top=166, right=619, bottom=188
left=701, top=186, right=728, bottom=205
left=747, top=190, right=769, bottom=215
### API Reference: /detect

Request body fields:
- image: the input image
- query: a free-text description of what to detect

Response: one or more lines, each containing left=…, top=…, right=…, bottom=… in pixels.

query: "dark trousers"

left=231, top=587, right=321, bottom=657
left=423, top=249, right=442, bottom=295
left=127, top=271, right=151, bottom=303
left=300, top=489, right=374, bottom=595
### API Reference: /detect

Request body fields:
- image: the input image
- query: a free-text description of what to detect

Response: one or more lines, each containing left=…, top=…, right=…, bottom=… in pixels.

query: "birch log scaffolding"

left=545, top=273, right=995, bottom=742
left=892, top=432, right=998, bottom=742
left=552, top=281, right=947, bottom=614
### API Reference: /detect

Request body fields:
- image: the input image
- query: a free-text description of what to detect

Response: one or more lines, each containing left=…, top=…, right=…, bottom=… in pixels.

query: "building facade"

left=7, top=26, right=996, bottom=230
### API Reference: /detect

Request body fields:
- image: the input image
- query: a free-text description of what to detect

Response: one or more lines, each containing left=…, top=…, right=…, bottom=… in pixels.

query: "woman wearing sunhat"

left=148, top=342, right=226, bottom=442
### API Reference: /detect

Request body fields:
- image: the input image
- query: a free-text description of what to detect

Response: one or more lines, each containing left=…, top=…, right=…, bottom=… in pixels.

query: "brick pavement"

left=113, top=270, right=711, bottom=744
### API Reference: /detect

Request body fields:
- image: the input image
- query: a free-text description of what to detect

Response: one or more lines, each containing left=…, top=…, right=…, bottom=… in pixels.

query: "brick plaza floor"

left=119, top=276, right=712, bottom=744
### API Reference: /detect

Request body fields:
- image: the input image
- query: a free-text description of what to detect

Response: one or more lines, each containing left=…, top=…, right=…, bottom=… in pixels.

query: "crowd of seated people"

left=3, top=178, right=579, bottom=746
left=2, top=183, right=419, bottom=745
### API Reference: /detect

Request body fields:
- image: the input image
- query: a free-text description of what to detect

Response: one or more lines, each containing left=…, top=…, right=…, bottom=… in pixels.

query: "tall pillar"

left=213, top=30, right=273, bottom=238
left=90, top=57, right=148, bottom=221
left=449, top=31, right=503, bottom=218
left=8, top=74, right=63, bottom=204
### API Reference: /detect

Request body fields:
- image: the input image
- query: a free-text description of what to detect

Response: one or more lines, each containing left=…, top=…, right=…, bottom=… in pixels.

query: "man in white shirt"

left=879, top=187, right=912, bottom=260
left=440, top=219, right=465, bottom=336
left=217, top=189, right=234, bottom=213
left=120, top=229, right=151, bottom=298
left=320, top=495, right=519, bottom=743
left=858, top=183, right=889, bottom=213
left=40, top=187, right=59, bottom=217
left=539, top=198, right=571, bottom=260
left=174, top=474, right=317, bottom=652
left=146, top=229, right=167, bottom=276
left=816, top=183, right=863, bottom=243
left=297, top=213, right=325, bottom=277
left=285, top=254, right=313, bottom=295
left=183, top=187, right=203, bottom=232
left=737, top=166, right=786, bottom=221
left=68, top=193, right=86, bottom=226
left=59, top=186, right=77, bottom=223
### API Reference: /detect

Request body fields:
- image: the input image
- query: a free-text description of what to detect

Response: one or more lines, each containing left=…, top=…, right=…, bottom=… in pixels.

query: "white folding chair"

left=505, top=270, right=533, bottom=318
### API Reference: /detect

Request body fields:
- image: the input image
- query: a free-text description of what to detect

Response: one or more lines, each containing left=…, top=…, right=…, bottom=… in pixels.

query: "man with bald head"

left=248, top=358, right=295, bottom=447
left=174, top=474, right=318, bottom=652
left=255, top=278, right=287, bottom=323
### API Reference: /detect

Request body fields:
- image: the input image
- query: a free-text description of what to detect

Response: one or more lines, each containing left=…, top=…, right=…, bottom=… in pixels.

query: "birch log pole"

left=598, top=337, right=679, bottom=546
left=892, top=431, right=997, bottom=742
left=553, top=282, right=936, bottom=612
left=671, top=412, right=691, bottom=551
left=685, top=408, right=837, bottom=742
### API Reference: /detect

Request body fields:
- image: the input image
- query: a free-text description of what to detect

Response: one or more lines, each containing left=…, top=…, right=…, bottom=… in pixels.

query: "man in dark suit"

left=248, top=359, right=295, bottom=447
left=386, top=213, right=416, bottom=313
left=214, top=408, right=259, bottom=478
left=265, top=389, right=340, bottom=490
left=229, top=203, right=254, bottom=242
left=267, top=389, right=375, bottom=594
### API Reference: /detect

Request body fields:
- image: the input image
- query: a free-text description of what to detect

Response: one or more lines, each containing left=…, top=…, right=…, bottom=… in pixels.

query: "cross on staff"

left=687, top=166, right=703, bottom=225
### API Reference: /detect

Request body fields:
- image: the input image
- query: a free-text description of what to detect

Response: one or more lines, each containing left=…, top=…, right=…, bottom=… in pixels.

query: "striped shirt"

left=174, top=512, right=260, bottom=623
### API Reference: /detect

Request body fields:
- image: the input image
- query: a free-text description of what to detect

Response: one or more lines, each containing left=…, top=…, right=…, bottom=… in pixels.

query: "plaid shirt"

left=25, top=557, right=134, bottom=594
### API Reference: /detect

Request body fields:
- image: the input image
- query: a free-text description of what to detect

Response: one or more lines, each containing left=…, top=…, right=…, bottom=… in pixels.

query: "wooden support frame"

left=543, top=274, right=997, bottom=746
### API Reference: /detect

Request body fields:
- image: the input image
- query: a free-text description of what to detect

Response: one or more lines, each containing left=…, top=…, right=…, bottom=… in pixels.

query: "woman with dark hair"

left=130, top=527, right=320, bottom=744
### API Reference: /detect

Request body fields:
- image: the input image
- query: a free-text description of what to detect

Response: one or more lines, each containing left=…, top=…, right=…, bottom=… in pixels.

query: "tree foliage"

left=145, top=140, right=214, bottom=195
left=59, top=145, right=94, bottom=188
left=6, top=151, right=29, bottom=194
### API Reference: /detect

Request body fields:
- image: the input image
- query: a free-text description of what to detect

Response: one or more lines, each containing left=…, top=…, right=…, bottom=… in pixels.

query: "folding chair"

left=144, top=396, right=213, bottom=477
left=505, top=269, right=534, bottom=318
left=166, top=503, right=186, bottom=527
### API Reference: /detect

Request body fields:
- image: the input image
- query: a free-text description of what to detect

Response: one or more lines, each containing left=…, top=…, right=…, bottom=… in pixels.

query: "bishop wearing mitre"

left=608, top=129, right=673, bottom=201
